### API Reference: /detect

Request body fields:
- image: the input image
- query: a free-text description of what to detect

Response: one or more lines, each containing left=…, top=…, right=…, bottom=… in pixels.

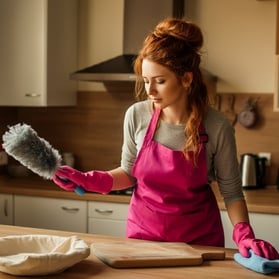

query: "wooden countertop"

left=211, top=182, right=279, bottom=214
left=0, top=224, right=276, bottom=279
left=0, top=175, right=131, bottom=204
left=0, top=175, right=279, bottom=214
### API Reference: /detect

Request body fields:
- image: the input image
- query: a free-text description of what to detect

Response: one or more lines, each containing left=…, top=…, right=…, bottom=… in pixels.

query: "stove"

left=109, top=186, right=134, bottom=196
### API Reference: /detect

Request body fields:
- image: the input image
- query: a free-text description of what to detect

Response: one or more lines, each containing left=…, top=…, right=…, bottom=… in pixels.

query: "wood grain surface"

left=0, top=225, right=274, bottom=279
left=92, top=241, right=225, bottom=268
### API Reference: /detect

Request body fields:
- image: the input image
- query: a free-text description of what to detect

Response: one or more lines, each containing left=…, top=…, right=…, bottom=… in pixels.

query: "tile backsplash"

left=0, top=91, right=278, bottom=185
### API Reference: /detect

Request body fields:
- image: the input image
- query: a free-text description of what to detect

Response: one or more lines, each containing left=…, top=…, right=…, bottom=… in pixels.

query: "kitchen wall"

left=184, top=0, right=279, bottom=184
left=0, top=0, right=279, bottom=186
left=0, top=90, right=134, bottom=172
left=0, top=91, right=279, bottom=185
left=77, top=0, right=124, bottom=92
left=185, top=0, right=277, bottom=94
left=218, top=93, right=279, bottom=185
left=77, top=0, right=277, bottom=94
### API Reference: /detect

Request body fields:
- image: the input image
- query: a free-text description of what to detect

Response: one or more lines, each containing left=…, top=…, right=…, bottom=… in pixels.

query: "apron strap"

left=142, top=109, right=161, bottom=145
left=198, top=126, right=209, bottom=144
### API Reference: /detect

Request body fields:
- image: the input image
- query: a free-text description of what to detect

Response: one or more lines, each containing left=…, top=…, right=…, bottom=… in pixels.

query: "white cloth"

left=0, top=234, right=90, bottom=276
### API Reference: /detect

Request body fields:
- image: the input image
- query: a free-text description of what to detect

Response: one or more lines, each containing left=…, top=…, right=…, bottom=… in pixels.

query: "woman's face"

left=142, top=59, right=192, bottom=111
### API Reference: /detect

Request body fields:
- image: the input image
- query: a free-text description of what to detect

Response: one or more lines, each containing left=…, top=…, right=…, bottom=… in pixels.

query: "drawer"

left=14, top=196, right=87, bottom=233
left=88, top=218, right=126, bottom=237
left=88, top=201, right=128, bottom=220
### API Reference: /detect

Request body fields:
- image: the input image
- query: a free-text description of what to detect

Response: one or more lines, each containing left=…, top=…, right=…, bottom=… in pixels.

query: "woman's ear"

left=182, top=72, right=193, bottom=88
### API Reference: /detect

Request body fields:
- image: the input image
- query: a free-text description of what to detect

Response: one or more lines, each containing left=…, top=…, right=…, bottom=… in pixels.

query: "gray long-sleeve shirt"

left=120, top=100, right=244, bottom=205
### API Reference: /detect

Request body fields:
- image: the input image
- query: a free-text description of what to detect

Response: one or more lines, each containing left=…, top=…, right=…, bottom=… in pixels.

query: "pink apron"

left=126, top=108, right=224, bottom=247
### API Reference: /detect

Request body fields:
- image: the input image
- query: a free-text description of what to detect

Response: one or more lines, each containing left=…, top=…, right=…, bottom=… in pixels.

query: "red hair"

left=134, top=18, right=209, bottom=165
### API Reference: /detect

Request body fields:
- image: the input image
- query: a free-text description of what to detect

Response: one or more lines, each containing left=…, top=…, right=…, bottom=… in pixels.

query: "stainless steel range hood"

left=71, top=54, right=138, bottom=82
left=71, top=0, right=184, bottom=82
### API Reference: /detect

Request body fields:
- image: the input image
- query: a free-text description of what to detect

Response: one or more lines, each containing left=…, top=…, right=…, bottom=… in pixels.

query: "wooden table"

left=0, top=225, right=278, bottom=278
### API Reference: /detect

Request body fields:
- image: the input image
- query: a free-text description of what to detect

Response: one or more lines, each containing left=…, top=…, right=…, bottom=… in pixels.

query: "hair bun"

left=154, top=18, right=203, bottom=52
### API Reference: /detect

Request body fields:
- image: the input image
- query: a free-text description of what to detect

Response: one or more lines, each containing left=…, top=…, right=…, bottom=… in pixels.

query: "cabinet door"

left=0, top=194, right=14, bottom=225
left=220, top=210, right=236, bottom=249
left=88, top=219, right=127, bottom=237
left=249, top=212, right=279, bottom=250
left=14, top=196, right=87, bottom=233
left=88, top=201, right=128, bottom=237
left=221, top=210, right=279, bottom=250
left=0, top=0, right=46, bottom=106
left=0, top=0, right=77, bottom=106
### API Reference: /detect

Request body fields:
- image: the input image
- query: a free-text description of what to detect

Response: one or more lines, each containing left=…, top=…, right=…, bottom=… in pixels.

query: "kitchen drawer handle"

left=25, top=93, right=41, bottom=97
left=61, top=206, right=80, bottom=213
left=95, top=209, right=114, bottom=215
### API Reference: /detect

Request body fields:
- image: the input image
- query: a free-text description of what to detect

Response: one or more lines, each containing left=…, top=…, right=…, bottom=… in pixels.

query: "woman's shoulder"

left=123, top=101, right=152, bottom=142
left=125, top=100, right=152, bottom=119
left=204, top=107, right=234, bottom=134
left=205, top=107, right=231, bottom=124
left=204, top=107, right=237, bottom=156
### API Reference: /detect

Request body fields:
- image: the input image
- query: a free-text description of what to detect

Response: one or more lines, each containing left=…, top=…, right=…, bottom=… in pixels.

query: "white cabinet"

left=0, top=0, right=78, bottom=106
left=249, top=212, right=279, bottom=250
left=221, top=210, right=279, bottom=250
left=88, top=201, right=129, bottom=237
left=220, top=210, right=236, bottom=249
left=14, top=196, right=87, bottom=233
left=0, top=194, right=14, bottom=225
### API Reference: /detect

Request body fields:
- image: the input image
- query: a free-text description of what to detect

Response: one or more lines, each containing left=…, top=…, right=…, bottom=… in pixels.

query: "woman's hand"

left=233, top=222, right=279, bottom=260
left=53, top=166, right=113, bottom=194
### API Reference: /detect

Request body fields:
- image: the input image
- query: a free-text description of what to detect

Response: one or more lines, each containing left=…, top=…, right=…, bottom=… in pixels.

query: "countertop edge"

left=0, top=175, right=131, bottom=203
left=0, top=175, right=279, bottom=214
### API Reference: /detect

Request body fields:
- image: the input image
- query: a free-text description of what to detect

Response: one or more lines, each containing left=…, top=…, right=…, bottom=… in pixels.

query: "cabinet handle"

left=25, top=93, right=41, bottom=97
left=61, top=206, right=80, bottom=213
left=95, top=209, right=113, bottom=215
left=4, top=199, right=8, bottom=217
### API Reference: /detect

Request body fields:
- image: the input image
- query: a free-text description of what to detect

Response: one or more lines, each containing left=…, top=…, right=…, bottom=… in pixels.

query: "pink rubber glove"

left=233, top=222, right=279, bottom=260
left=53, top=166, right=113, bottom=194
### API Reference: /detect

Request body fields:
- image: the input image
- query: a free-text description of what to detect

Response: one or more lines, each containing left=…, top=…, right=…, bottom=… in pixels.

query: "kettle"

left=240, top=153, right=266, bottom=189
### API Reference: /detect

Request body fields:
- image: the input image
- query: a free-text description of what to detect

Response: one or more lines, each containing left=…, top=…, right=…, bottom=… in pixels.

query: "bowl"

left=0, top=234, right=90, bottom=276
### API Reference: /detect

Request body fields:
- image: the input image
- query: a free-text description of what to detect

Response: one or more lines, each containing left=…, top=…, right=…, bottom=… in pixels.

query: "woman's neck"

left=160, top=107, right=188, bottom=125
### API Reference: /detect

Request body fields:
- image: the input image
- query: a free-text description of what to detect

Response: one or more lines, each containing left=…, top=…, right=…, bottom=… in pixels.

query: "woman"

left=53, top=18, right=278, bottom=259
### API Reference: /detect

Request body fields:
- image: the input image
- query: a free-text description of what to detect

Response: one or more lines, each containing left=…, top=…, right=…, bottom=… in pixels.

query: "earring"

left=185, top=86, right=191, bottom=94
